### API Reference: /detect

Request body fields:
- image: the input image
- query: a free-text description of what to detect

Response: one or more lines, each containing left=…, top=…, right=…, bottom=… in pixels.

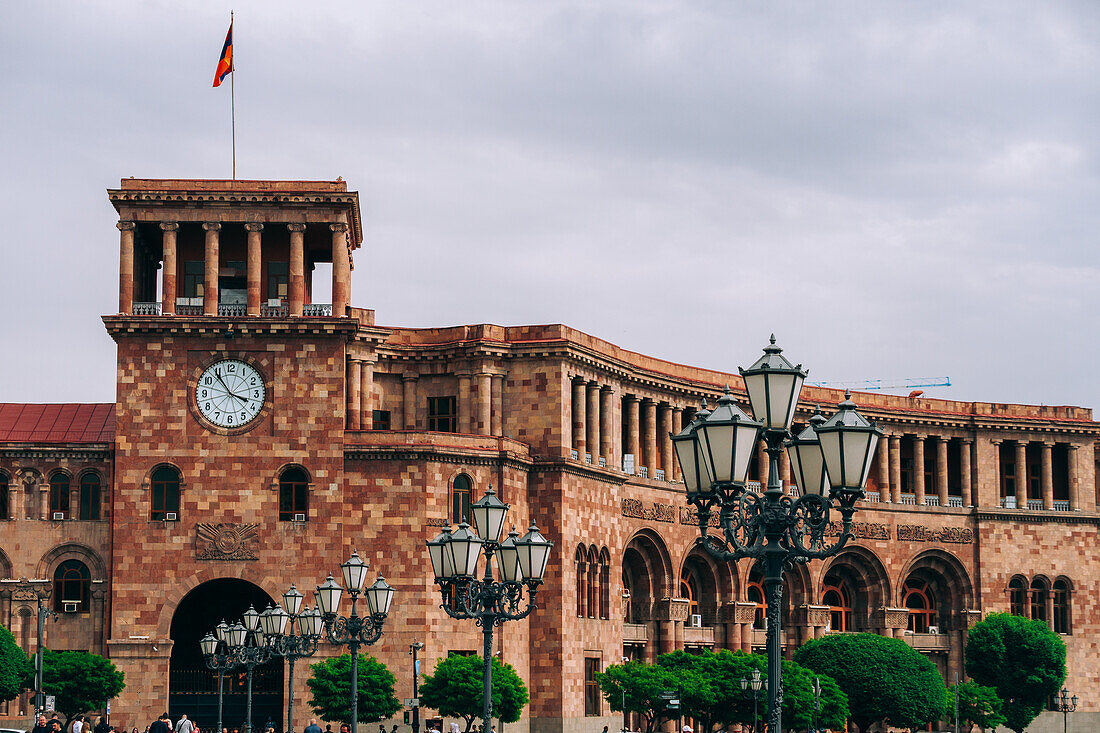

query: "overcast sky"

left=1, top=2, right=1098, bottom=411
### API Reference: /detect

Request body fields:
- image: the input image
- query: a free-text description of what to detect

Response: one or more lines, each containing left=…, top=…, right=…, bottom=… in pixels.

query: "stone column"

left=347, top=358, right=361, bottom=430
left=656, top=403, right=671, bottom=480
left=1040, top=442, right=1054, bottom=510
left=756, top=440, right=768, bottom=487
left=571, top=379, right=586, bottom=456
left=331, top=222, right=351, bottom=316
left=625, top=395, right=640, bottom=473
left=876, top=440, right=890, bottom=501
left=643, top=399, right=657, bottom=478
left=1016, top=441, right=1028, bottom=507
left=586, top=382, right=600, bottom=460
left=913, top=436, right=926, bottom=505
left=402, top=375, right=418, bottom=430
left=360, top=361, right=374, bottom=428
left=491, top=375, right=504, bottom=435
left=39, top=483, right=49, bottom=520
left=659, top=620, right=674, bottom=654
left=600, top=387, right=614, bottom=463
left=890, top=434, right=902, bottom=503
left=287, top=223, right=306, bottom=317
left=478, top=373, right=492, bottom=435
left=1067, top=444, right=1080, bottom=511
left=960, top=439, right=973, bottom=507
left=244, top=222, right=263, bottom=316
left=671, top=407, right=683, bottom=481
left=458, top=375, right=473, bottom=433
left=202, top=222, right=221, bottom=315
left=936, top=437, right=949, bottom=506
left=779, top=446, right=791, bottom=489
left=118, top=220, right=136, bottom=314
left=160, top=222, right=179, bottom=315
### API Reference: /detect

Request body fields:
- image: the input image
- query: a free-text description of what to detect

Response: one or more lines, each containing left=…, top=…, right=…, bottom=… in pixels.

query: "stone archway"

left=168, top=578, right=283, bottom=731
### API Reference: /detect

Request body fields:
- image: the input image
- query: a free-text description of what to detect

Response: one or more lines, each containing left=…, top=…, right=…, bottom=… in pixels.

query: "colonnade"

left=117, top=218, right=353, bottom=317
left=992, top=438, right=1079, bottom=510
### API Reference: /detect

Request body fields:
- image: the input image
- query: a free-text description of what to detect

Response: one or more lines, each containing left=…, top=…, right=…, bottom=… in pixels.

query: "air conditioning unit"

left=293, top=513, right=306, bottom=522
left=927, top=625, right=939, bottom=634
left=62, top=602, right=79, bottom=613
left=165, top=512, right=178, bottom=521
left=689, top=614, right=702, bottom=628
left=52, top=512, right=65, bottom=521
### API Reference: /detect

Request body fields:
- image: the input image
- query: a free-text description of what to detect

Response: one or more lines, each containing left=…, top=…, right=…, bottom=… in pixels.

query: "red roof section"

left=0, top=404, right=115, bottom=444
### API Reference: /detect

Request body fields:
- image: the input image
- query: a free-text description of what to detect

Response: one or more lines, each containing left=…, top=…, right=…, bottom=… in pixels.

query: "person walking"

left=303, top=721, right=321, bottom=733
left=175, top=716, right=194, bottom=733
left=150, top=714, right=171, bottom=733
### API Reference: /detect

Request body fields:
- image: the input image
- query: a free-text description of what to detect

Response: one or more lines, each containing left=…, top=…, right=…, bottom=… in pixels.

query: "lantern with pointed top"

left=739, top=335, right=807, bottom=432
left=341, top=551, right=370, bottom=592
left=496, top=528, right=522, bottom=584
left=815, top=391, right=882, bottom=495
left=427, top=527, right=455, bottom=581
left=785, top=408, right=829, bottom=496
left=242, top=604, right=260, bottom=632
left=446, top=522, right=484, bottom=578
left=200, top=633, right=218, bottom=656
left=470, top=486, right=510, bottom=544
left=315, top=574, right=343, bottom=616
left=672, top=401, right=714, bottom=495
left=514, top=523, right=553, bottom=583
left=282, top=584, right=304, bottom=616
left=228, top=621, right=247, bottom=648
left=298, top=605, right=323, bottom=637
left=215, top=620, right=229, bottom=643
left=694, top=388, right=762, bottom=488
left=364, top=576, right=396, bottom=616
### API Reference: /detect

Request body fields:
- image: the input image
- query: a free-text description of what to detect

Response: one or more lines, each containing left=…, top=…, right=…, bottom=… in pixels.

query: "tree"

left=0, top=624, right=31, bottom=702
left=947, top=681, right=1006, bottom=733
left=306, top=654, right=401, bottom=725
left=594, top=661, right=686, bottom=733
left=40, top=649, right=125, bottom=724
left=965, top=612, right=1066, bottom=733
left=794, top=632, right=945, bottom=733
left=418, top=655, right=529, bottom=732
left=776, top=659, right=849, bottom=733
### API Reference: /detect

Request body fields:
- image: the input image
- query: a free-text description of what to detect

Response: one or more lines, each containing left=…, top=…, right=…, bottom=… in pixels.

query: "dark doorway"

left=169, top=578, right=284, bottom=732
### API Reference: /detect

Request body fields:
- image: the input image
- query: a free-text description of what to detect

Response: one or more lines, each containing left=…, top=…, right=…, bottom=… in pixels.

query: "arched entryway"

left=169, top=578, right=283, bottom=731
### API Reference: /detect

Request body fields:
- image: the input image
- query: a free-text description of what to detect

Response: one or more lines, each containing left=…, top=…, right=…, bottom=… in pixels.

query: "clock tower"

left=102, top=178, right=369, bottom=721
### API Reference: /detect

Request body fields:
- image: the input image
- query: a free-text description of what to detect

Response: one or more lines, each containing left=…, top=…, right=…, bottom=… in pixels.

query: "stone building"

left=1, top=178, right=1097, bottom=733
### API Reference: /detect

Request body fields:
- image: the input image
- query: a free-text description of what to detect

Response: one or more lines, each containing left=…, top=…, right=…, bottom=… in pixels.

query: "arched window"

left=49, top=473, right=70, bottom=519
left=278, top=467, right=309, bottom=521
left=622, top=567, right=633, bottom=622
left=53, top=559, right=90, bottom=612
left=1030, top=578, right=1049, bottom=623
left=79, top=473, right=101, bottom=521
left=1009, top=576, right=1028, bottom=616
left=598, top=548, right=611, bottom=620
left=822, top=579, right=853, bottom=632
left=150, top=466, right=181, bottom=521
left=903, top=579, right=937, bottom=633
left=587, top=547, right=599, bottom=618
left=0, top=473, right=9, bottom=520
left=680, top=576, right=699, bottom=619
left=452, top=474, right=472, bottom=524
left=747, top=567, right=766, bottom=630
left=1053, top=579, right=1072, bottom=634
left=575, top=546, right=587, bottom=617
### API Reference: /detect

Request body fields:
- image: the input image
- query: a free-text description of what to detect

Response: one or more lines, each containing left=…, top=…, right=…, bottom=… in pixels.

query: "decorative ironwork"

left=218, top=304, right=248, bottom=317
left=302, top=303, right=332, bottom=317
left=132, top=302, right=162, bottom=315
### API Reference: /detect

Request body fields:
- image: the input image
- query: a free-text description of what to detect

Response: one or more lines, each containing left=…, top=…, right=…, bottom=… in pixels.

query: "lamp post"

left=409, top=642, right=423, bottom=733
left=201, top=622, right=239, bottom=733
left=426, top=486, right=553, bottom=733
left=316, top=552, right=396, bottom=733
left=674, top=336, right=882, bottom=733
left=227, top=606, right=275, bottom=733
left=258, top=586, right=323, bottom=733
left=740, top=668, right=764, bottom=733
left=1055, top=688, right=1078, bottom=733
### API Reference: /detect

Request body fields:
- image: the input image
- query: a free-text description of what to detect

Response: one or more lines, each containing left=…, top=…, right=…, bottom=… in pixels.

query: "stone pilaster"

left=117, top=220, right=136, bottom=314
left=202, top=222, right=221, bottom=315
left=160, top=222, right=179, bottom=315
left=245, top=222, right=263, bottom=316
left=288, top=223, right=306, bottom=317
left=330, top=222, right=350, bottom=316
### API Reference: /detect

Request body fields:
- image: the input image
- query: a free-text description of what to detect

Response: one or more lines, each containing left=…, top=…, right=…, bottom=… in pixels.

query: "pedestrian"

left=391, top=726, right=398, bottom=733
left=29, top=714, right=49, bottom=733
left=175, top=716, right=194, bottom=733
left=303, top=720, right=321, bottom=733
left=73, top=715, right=86, bottom=733
left=150, top=714, right=171, bottom=733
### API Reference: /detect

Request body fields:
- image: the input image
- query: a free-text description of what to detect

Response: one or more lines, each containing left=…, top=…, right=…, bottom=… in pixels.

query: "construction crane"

left=807, top=377, right=951, bottom=397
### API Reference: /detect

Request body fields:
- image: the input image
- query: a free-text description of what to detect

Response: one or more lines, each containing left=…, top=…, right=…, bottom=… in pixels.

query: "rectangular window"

left=900, top=457, right=913, bottom=493
left=584, top=658, right=601, bottom=716
left=372, top=410, right=391, bottom=430
left=0, top=482, right=8, bottom=520
left=151, top=480, right=180, bottom=521
left=183, top=261, right=205, bottom=297
left=428, top=396, right=457, bottom=432
left=279, top=480, right=309, bottom=521
left=267, top=261, right=289, bottom=301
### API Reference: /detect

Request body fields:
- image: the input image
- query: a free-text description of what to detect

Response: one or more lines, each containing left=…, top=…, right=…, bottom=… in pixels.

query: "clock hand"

left=214, top=372, right=245, bottom=404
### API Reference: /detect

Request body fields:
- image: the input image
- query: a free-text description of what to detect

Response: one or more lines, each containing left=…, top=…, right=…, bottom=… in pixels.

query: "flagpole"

left=230, top=10, right=236, bottom=180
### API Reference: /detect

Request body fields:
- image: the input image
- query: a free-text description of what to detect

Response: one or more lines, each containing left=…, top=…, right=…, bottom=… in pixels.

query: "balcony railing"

left=1053, top=500, right=1071, bottom=511
left=900, top=493, right=917, bottom=505
left=623, top=623, right=648, bottom=644
left=303, top=303, right=332, bottom=316
left=132, top=302, right=162, bottom=315
left=570, top=449, right=579, bottom=460
left=947, top=496, right=964, bottom=507
left=260, top=302, right=288, bottom=317
left=925, top=496, right=940, bottom=507
left=1027, top=499, right=1045, bottom=511
left=217, top=303, right=247, bottom=317
left=863, top=491, right=880, bottom=503
left=585, top=452, right=592, bottom=464
left=177, top=303, right=203, bottom=315
left=1001, top=496, right=1017, bottom=509
left=655, top=469, right=666, bottom=481
left=638, top=466, right=648, bottom=478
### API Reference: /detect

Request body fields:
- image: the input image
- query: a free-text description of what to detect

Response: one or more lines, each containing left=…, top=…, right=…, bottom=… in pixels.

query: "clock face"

left=195, top=359, right=266, bottom=428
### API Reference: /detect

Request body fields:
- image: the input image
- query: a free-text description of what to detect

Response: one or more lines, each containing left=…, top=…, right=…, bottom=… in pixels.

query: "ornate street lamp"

left=316, top=553, right=395, bottom=733
left=1055, top=688, right=1078, bottom=733
left=740, top=668, right=764, bottom=733
left=675, top=336, right=882, bottom=733
left=200, top=627, right=239, bottom=733
left=427, top=486, right=552, bottom=733
left=259, top=585, right=323, bottom=733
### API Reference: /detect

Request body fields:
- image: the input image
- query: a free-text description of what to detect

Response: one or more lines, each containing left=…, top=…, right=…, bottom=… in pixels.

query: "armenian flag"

left=213, top=21, right=233, bottom=87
